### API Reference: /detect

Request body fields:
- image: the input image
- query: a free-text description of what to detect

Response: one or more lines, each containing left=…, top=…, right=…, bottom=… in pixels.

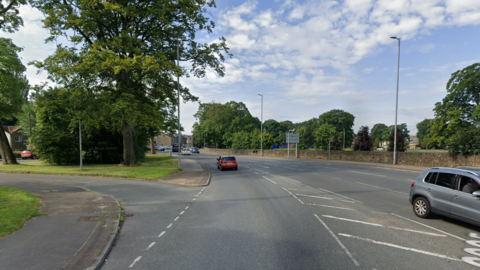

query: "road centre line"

left=276, top=175, right=302, bottom=183
left=391, top=213, right=466, bottom=241
left=180, top=211, right=185, bottom=215
left=282, top=187, right=305, bottom=204
left=158, top=231, right=166, bottom=238
left=338, top=233, right=462, bottom=262
left=145, top=242, right=155, bottom=250
left=348, top=170, right=386, bottom=177
left=185, top=206, right=189, bottom=210
left=193, top=198, right=196, bottom=201
left=262, top=176, right=277, bottom=184
left=174, top=216, right=179, bottom=221
left=322, top=215, right=446, bottom=237
left=296, top=194, right=332, bottom=200
left=317, top=187, right=363, bottom=204
left=307, top=203, right=353, bottom=210
left=314, top=214, right=360, bottom=266
left=355, top=182, right=408, bottom=195
left=129, top=256, right=142, bottom=268
left=166, top=223, right=173, bottom=229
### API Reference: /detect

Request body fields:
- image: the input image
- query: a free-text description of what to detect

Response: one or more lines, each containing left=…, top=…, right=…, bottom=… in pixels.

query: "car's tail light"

left=411, top=182, right=415, bottom=188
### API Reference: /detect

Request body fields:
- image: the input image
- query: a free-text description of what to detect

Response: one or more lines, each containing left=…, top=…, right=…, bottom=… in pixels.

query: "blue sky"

left=4, top=0, right=480, bottom=135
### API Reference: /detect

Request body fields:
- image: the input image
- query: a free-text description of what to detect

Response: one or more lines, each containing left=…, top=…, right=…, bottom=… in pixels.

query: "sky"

left=3, top=0, right=480, bottom=135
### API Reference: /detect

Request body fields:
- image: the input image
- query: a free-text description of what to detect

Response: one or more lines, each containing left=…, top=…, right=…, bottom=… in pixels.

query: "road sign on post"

left=286, top=133, right=299, bottom=158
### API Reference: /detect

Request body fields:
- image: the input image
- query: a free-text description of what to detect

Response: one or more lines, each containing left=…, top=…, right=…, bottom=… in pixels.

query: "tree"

left=31, top=0, right=230, bottom=166
left=388, top=126, right=405, bottom=152
left=371, top=123, right=390, bottom=147
left=416, top=119, right=434, bottom=149
left=264, top=119, right=284, bottom=140
left=330, top=134, right=342, bottom=150
left=388, top=123, right=410, bottom=141
left=353, top=126, right=373, bottom=151
left=318, top=109, right=355, bottom=148
left=0, top=0, right=27, bottom=33
left=448, top=128, right=480, bottom=156
left=0, top=38, right=28, bottom=164
left=314, top=123, right=336, bottom=150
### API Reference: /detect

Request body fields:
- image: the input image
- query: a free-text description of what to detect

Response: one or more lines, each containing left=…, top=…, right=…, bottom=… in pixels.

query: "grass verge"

left=0, top=185, right=43, bottom=238
left=0, top=154, right=180, bottom=180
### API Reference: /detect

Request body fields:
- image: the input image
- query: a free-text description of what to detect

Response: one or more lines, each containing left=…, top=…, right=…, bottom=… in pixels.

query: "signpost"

left=286, top=132, right=299, bottom=158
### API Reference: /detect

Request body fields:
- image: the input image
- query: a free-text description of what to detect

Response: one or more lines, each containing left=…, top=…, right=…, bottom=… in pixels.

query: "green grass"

left=0, top=154, right=180, bottom=180
left=0, top=185, right=43, bottom=238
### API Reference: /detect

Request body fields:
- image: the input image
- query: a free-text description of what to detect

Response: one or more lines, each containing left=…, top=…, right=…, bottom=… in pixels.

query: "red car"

left=21, top=150, right=38, bottom=160
left=217, top=156, right=237, bottom=171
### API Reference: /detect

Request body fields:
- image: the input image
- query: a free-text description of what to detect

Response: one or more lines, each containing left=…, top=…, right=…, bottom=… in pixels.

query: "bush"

left=353, top=126, right=373, bottom=151
left=388, top=126, right=405, bottom=152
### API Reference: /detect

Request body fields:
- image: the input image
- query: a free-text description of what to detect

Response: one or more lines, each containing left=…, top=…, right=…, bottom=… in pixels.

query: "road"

left=2, top=152, right=480, bottom=269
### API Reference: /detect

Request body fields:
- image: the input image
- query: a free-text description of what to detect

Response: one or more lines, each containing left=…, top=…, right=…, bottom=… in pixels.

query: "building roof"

left=2, top=126, right=21, bottom=134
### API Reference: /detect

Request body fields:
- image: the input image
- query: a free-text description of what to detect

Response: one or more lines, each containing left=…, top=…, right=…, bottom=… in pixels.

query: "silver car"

left=409, top=167, right=480, bottom=226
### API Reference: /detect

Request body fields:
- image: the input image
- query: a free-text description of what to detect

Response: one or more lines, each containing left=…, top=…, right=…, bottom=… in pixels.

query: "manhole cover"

left=78, top=216, right=101, bottom=221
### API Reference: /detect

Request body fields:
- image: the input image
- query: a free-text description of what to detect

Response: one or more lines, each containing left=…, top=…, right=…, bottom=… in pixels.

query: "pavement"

left=0, top=157, right=210, bottom=270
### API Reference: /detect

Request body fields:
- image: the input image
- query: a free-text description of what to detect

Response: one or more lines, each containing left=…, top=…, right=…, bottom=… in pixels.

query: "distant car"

left=190, top=147, right=200, bottom=153
left=217, top=156, right=237, bottom=171
left=21, top=150, right=38, bottom=160
left=155, top=146, right=165, bottom=151
left=181, top=148, right=191, bottom=155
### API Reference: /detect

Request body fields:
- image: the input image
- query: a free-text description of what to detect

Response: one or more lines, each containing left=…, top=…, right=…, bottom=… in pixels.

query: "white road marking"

left=282, top=187, right=305, bottom=204
left=339, top=200, right=356, bottom=203
left=355, top=182, right=407, bottom=195
left=466, top=240, right=480, bottom=247
left=201, top=187, right=206, bottom=191
left=185, top=206, right=189, bottom=210
left=174, top=216, right=179, bottom=221
left=323, top=215, right=446, bottom=237
left=254, top=172, right=259, bottom=174
left=286, top=167, right=304, bottom=171
left=407, top=179, right=415, bottom=181
left=129, top=256, right=142, bottom=267
left=317, top=187, right=363, bottom=204
left=166, top=223, right=173, bottom=229
left=193, top=198, right=196, bottom=201
left=348, top=170, right=386, bottom=177
left=158, top=231, right=166, bottom=238
left=470, top=233, right=480, bottom=239
left=288, top=188, right=298, bottom=191
left=180, top=211, right=185, bottom=215
left=338, top=233, right=462, bottom=262
left=263, top=176, right=277, bottom=184
left=463, top=257, right=480, bottom=267
left=296, top=194, right=332, bottom=200
left=145, top=242, right=155, bottom=250
left=277, top=175, right=302, bottom=183
left=464, top=248, right=480, bottom=256
left=391, top=213, right=465, bottom=241
left=314, top=215, right=359, bottom=266
left=306, top=203, right=353, bottom=210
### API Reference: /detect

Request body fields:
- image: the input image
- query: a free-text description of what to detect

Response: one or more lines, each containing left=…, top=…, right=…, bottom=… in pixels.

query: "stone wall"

left=204, top=148, right=480, bottom=168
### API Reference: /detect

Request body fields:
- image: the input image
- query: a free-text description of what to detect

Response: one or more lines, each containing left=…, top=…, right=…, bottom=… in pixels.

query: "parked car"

left=217, top=156, right=237, bottom=171
left=409, top=166, right=480, bottom=226
left=190, top=147, right=200, bottom=153
left=155, top=146, right=165, bottom=151
left=21, top=150, right=38, bottom=160
left=181, top=148, right=191, bottom=155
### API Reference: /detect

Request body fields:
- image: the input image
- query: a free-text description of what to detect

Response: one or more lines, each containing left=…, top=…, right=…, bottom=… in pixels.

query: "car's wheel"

left=22, top=158, right=25, bottom=160
left=413, top=197, right=432, bottom=218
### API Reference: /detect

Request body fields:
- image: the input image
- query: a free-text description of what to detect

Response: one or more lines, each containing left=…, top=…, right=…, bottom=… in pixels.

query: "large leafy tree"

left=0, top=0, right=27, bottom=32
left=0, top=38, right=28, bottom=164
left=31, top=0, right=230, bottom=165
left=388, top=123, right=410, bottom=141
left=318, top=109, right=355, bottom=148
left=416, top=119, right=434, bottom=149
left=388, top=126, right=405, bottom=152
left=371, top=123, right=390, bottom=147
left=314, top=123, right=336, bottom=150
left=264, top=119, right=284, bottom=141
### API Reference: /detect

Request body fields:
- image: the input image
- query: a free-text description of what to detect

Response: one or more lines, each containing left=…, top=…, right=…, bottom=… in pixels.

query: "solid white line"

left=145, top=242, right=156, bottom=250
left=355, top=182, right=407, bottom=195
left=180, top=211, right=185, bottom=215
left=317, top=187, right=363, bottom=204
left=263, top=176, right=277, bottom=184
left=129, top=256, right=142, bottom=268
left=296, top=194, right=332, bottom=200
left=338, top=233, right=462, bottom=262
left=348, top=170, right=386, bottom=177
left=166, top=223, right=173, bottom=229
left=158, top=231, right=166, bottom=238
left=314, top=214, right=360, bottom=266
left=391, top=213, right=465, bottom=241
left=282, top=187, right=305, bottom=204
left=339, top=200, right=356, bottom=203
left=277, top=175, right=302, bottom=183
left=185, top=206, right=189, bottom=210
left=174, top=216, right=179, bottom=221
left=323, top=215, right=382, bottom=227
left=306, top=203, right=353, bottom=210
left=193, top=198, right=196, bottom=201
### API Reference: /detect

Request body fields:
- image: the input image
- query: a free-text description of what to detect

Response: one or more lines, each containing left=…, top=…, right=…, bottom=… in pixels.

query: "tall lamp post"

left=177, top=39, right=181, bottom=169
left=258, top=94, right=263, bottom=157
left=391, top=36, right=401, bottom=165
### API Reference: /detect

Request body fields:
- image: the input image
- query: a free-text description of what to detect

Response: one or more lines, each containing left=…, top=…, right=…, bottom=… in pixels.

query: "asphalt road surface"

left=2, top=152, right=480, bottom=269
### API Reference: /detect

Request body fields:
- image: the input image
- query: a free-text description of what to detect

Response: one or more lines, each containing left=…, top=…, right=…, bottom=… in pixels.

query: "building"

left=151, top=132, right=189, bottom=147
left=3, top=126, right=28, bottom=151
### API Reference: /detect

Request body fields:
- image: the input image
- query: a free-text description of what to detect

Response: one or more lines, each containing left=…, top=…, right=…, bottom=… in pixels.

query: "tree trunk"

left=0, top=125, right=19, bottom=164
left=122, top=117, right=137, bottom=166
left=150, top=137, right=156, bottom=155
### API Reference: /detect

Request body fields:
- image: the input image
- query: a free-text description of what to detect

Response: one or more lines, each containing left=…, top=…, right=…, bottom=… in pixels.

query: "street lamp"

left=177, top=39, right=181, bottom=169
left=258, top=94, right=263, bottom=157
left=391, top=36, right=401, bottom=165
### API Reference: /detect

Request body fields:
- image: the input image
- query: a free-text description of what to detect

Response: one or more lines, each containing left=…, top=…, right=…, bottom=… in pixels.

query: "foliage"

left=314, top=123, right=337, bottom=150
left=353, top=126, right=373, bottom=151
left=330, top=134, right=342, bottom=150
left=371, top=123, right=390, bottom=145
left=264, top=119, right=286, bottom=142
left=297, top=118, right=317, bottom=149
left=416, top=119, right=434, bottom=149
left=447, top=128, right=480, bottom=156
left=0, top=0, right=27, bottom=33
left=388, top=126, right=405, bottom=152
left=388, top=123, right=410, bottom=141
left=318, top=109, right=355, bottom=147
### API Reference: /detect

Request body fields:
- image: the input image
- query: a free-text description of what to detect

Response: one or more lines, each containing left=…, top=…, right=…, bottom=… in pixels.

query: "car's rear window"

left=223, top=157, right=236, bottom=161
left=425, top=172, right=438, bottom=184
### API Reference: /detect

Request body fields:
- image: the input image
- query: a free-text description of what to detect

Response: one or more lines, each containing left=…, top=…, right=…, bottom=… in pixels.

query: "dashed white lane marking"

left=282, top=187, right=305, bottom=204
left=355, top=182, right=408, bottom=195
left=322, top=215, right=446, bottom=237
left=277, top=175, right=302, bottom=183
left=254, top=172, right=259, bottom=174
left=338, top=233, right=462, bottom=262
left=145, top=242, right=156, bottom=250
left=317, top=187, right=363, bottom=204
left=180, top=211, right=185, bottom=215
left=166, top=223, right=173, bottom=229
left=391, top=213, right=465, bottom=241
left=306, top=203, right=353, bottom=210
left=174, top=216, right=180, bottom=221
left=263, top=176, right=277, bottom=184
left=314, top=214, right=359, bottom=266
left=158, top=231, right=166, bottom=238
left=185, top=206, right=189, bottom=210
left=348, top=170, right=386, bottom=177
left=201, top=187, right=206, bottom=191
left=296, top=194, right=332, bottom=200
left=193, top=198, right=196, bottom=201
left=129, top=256, right=142, bottom=268
left=407, top=179, right=415, bottom=181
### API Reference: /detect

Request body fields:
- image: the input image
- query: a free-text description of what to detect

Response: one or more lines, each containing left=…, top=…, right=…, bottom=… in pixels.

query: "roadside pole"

left=287, top=134, right=290, bottom=158
left=296, top=143, right=297, bottom=158
left=328, top=138, right=331, bottom=160
left=79, top=120, right=83, bottom=170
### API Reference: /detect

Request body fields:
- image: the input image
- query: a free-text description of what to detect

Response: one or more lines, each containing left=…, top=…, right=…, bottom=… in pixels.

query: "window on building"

left=14, top=135, right=22, bottom=142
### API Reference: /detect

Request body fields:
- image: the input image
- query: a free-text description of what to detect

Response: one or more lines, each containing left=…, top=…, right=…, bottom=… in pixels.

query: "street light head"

left=258, top=94, right=262, bottom=96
